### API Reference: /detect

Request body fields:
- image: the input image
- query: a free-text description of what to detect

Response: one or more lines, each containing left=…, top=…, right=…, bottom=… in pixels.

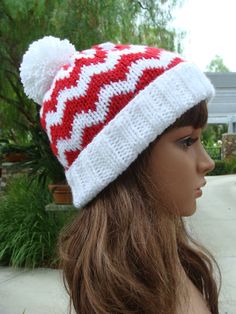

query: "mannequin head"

left=20, top=37, right=220, bottom=314
left=58, top=100, right=220, bottom=314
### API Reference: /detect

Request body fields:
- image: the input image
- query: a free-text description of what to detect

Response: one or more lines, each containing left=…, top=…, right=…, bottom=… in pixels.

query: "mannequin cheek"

left=165, top=188, right=196, bottom=217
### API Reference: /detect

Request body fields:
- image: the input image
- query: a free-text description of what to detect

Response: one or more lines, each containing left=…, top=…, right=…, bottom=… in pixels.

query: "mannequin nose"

left=197, top=146, right=215, bottom=175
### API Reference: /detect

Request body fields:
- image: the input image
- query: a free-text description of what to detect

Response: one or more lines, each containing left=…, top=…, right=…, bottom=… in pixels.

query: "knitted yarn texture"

left=20, top=36, right=215, bottom=209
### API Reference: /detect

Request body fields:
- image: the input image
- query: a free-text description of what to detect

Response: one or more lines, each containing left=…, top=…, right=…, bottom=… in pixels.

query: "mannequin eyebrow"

left=174, top=126, right=202, bottom=142
left=170, top=126, right=194, bottom=139
left=176, top=134, right=195, bottom=141
left=175, top=134, right=200, bottom=146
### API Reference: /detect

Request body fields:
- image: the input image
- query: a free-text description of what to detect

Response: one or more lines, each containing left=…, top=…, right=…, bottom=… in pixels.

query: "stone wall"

left=221, top=133, right=236, bottom=160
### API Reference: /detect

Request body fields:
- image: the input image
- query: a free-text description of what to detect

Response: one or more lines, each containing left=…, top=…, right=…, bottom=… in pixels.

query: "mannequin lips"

left=195, top=188, right=202, bottom=198
left=196, top=180, right=206, bottom=190
left=195, top=180, right=206, bottom=198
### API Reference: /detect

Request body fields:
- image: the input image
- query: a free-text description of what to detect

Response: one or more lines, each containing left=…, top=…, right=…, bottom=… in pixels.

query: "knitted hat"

left=20, top=36, right=215, bottom=209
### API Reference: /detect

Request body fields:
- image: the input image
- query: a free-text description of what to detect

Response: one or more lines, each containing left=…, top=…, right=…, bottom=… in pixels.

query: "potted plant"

left=29, top=125, right=72, bottom=205
left=0, top=140, right=29, bottom=163
left=1, top=125, right=72, bottom=205
left=48, top=180, right=72, bottom=205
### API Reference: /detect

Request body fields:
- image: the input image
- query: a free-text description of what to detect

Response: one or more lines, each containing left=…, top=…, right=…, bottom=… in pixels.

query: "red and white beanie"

left=20, top=36, right=215, bottom=209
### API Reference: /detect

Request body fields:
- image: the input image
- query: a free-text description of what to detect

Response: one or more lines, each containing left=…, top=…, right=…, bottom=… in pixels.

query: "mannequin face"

left=148, top=126, right=215, bottom=216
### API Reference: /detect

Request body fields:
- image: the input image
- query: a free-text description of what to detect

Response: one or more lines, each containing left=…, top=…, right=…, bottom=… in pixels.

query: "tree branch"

left=135, top=1, right=147, bottom=10
left=0, top=94, right=19, bottom=106
left=0, top=93, right=35, bottom=127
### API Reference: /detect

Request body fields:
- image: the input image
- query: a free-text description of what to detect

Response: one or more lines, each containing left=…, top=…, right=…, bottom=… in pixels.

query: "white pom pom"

left=20, top=36, right=76, bottom=105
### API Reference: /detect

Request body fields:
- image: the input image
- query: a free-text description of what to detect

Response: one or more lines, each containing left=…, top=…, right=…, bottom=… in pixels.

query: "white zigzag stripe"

left=43, top=49, right=97, bottom=104
left=44, top=45, right=147, bottom=142
left=97, top=42, right=116, bottom=50
left=56, top=50, right=178, bottom=167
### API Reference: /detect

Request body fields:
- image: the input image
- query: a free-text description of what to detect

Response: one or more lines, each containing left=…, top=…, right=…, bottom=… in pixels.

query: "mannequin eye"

left=178, top=136, right=198, bottom=149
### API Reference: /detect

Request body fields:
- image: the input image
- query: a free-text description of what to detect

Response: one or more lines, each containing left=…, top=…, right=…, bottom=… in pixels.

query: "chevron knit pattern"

left=37, top=42, right=215, bottom=208
left=40, top=43, right=183, bottom=169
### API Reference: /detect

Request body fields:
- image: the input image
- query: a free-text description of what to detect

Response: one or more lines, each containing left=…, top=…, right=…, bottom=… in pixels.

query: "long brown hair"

left=58, top=100, right=221, bottom=314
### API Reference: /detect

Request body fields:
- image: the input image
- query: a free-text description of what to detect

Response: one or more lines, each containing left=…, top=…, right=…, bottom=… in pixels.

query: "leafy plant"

left=0, top=173, right=77, bottom=268
left=204, top=146, right=221, bottom=160
left=0, top=138, right=10, bottom=159
left=21, top=117, right=66, bottom=186
left=202, top=124, right=227, bottom=147
left=0, top=117, right=65, bottom=188
left=208, top=157, right=236, bottom=176
left=206, top=55, right=230, bottom=72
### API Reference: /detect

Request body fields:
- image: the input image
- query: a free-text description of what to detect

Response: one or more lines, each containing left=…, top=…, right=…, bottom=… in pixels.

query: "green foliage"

left=5, top=121, right=65, bottom=187
left=208, top=160, right=229, bottom=175
left=202, top=124, right=227, bottom=146
left=0, top=0, right=54, bottom=143
left=206, top=55, right=230, bottom=72
left=0, top=174, right=77, bottom=268
left=201, top=124, right=236, bottom=174
left=201, top=124, right=226, bottom=161
left=0, top=120, right=65, bottom=185
left=0, top=138, right=10, bottom=159
left=204, top=146, right=221, bottom=161
left=208, top=157, right=236, bottom=176
left=51, top=0, right=184, bottom=51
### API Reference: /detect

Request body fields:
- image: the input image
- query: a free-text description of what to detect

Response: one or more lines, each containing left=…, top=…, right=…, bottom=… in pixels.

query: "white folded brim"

left=66, top=62, right=215, bottom=209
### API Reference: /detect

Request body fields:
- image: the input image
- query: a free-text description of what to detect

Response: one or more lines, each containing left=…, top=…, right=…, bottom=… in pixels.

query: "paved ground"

left=0, top=175, right=235, bottom=314
left=187, top=174, right=236, bottom=314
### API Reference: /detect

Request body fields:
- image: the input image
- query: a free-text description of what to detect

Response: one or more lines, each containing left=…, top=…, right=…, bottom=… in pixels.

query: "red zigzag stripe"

left=40, top=49, right=107, bottom=129
left=64, top=58, right=183, bottom=168
left=42, top=48, right=183, bottom=167
left=42, top=48, right=161, bottom=139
